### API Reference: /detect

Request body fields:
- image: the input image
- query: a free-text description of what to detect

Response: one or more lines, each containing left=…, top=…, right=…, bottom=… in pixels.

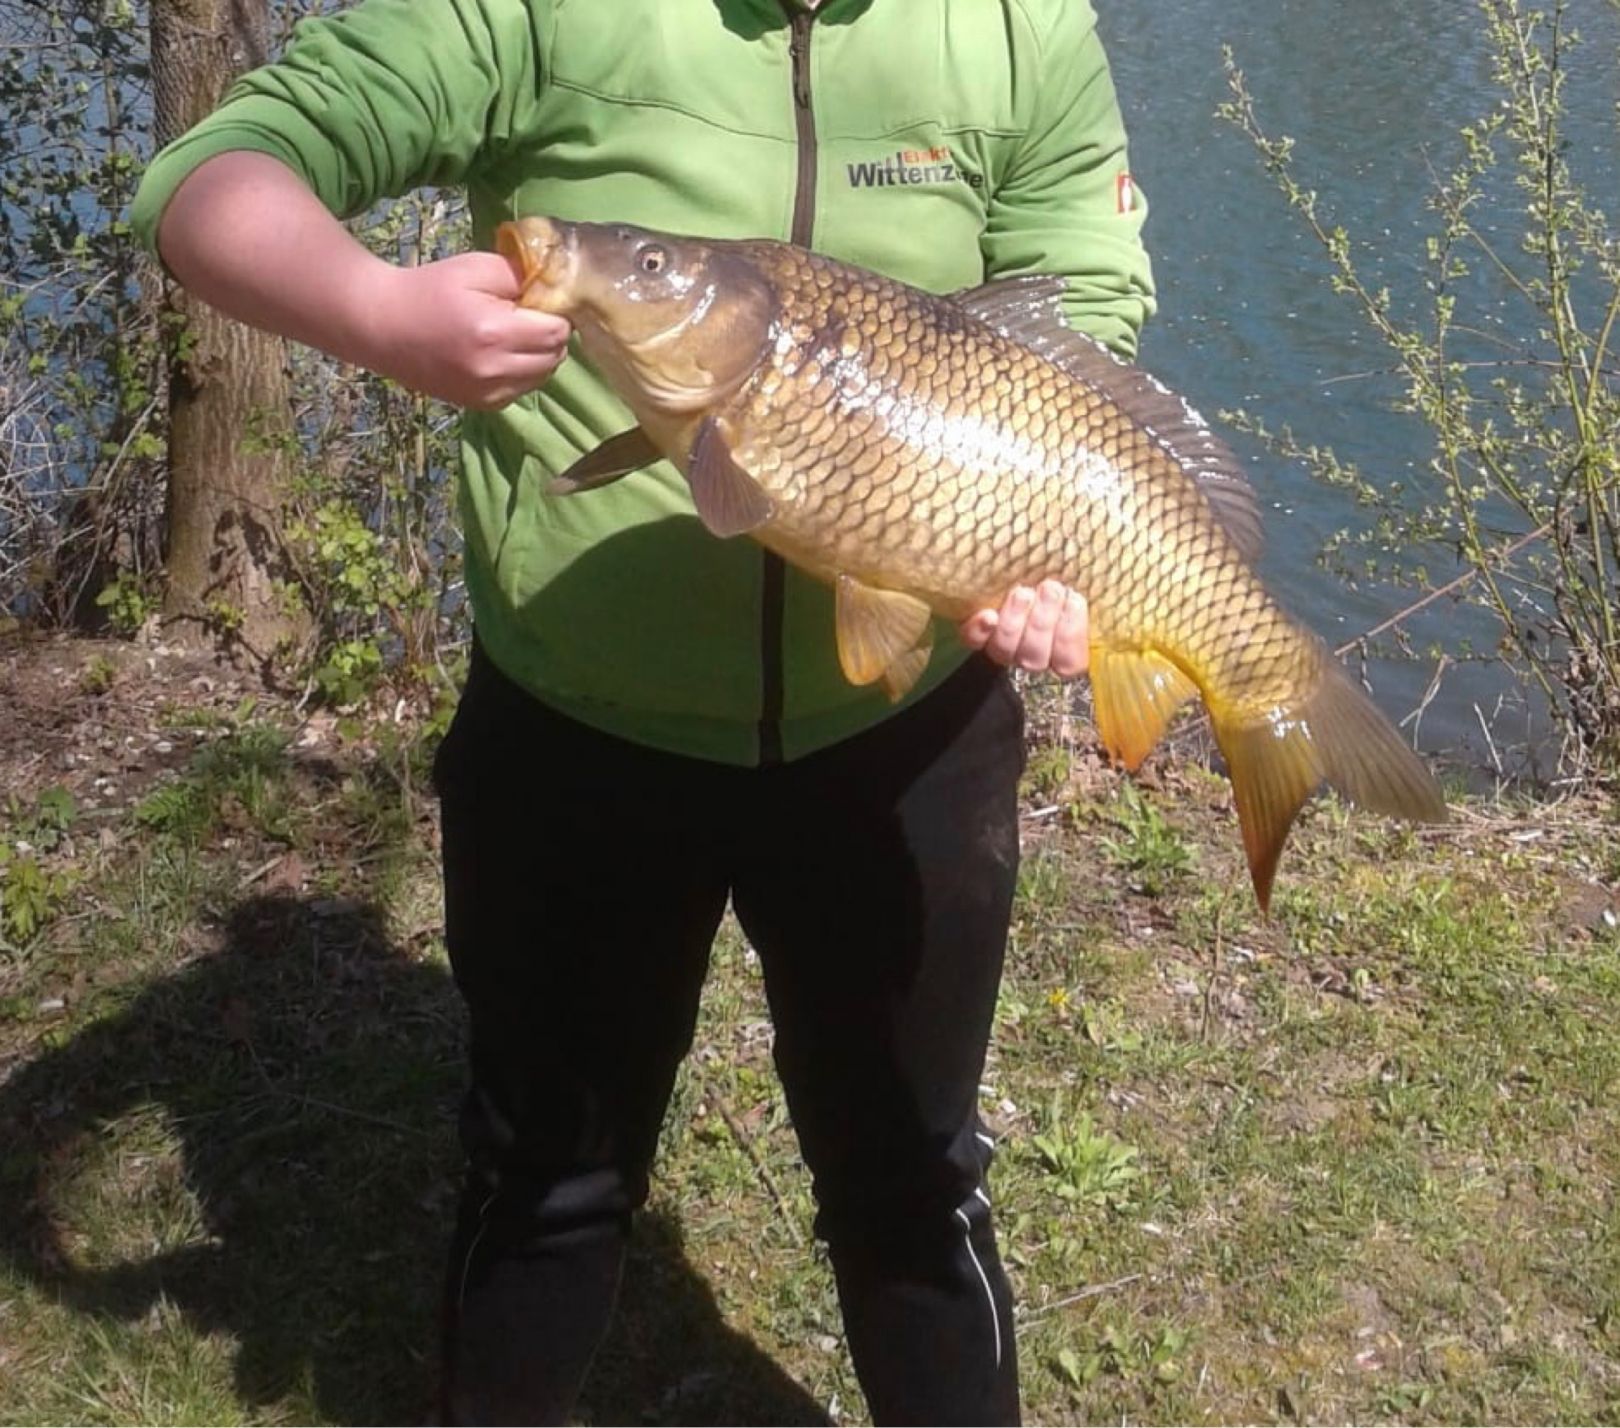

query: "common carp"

left=497, top=216, right=1446, bottom=909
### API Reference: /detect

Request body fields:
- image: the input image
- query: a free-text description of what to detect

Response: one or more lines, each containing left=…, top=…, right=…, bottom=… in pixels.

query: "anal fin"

left=1090, top=643, right=1200, bottom=771
left=879, top=633, right=934, bottom=702
left=835, top=574, right=934, bottom=695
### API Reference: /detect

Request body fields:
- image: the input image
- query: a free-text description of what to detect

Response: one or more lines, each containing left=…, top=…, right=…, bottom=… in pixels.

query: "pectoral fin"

left=547, top=427, right=661, bottom=495
left=835, top=574, right=934, bottom=699
left=1089, top=643, right=1200, bottom=771
left=688, top=417, right=774, bottom=537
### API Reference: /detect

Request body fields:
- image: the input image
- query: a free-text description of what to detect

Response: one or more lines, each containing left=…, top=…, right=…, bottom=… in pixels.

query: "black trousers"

left=434, top=644, right=1025, bottom=1426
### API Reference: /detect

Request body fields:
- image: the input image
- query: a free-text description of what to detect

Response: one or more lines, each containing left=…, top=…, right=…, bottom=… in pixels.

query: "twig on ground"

left=1200, top=902, right=1227, bottom=1044
left=237, top=855, right=285, bottom=889
left=291, top=1093, right=435, bottom=1140
left=695, top=1067, right=808, bottom=1250
left=1022, top=1272, right=1145, bottom=1324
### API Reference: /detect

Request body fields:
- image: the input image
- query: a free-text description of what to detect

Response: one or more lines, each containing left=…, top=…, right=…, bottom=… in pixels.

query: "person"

left=132, top=0, right=1153, bottom=1421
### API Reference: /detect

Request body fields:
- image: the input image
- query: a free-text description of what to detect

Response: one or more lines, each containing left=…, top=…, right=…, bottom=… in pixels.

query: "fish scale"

left=735, top=245, right=1239, bottom=662
left=499, top=216, right=1447, bottom=907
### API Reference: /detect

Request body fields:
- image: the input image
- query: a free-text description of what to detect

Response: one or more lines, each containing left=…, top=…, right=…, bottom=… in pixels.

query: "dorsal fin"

left=953, top=277, right=1265, bottom=563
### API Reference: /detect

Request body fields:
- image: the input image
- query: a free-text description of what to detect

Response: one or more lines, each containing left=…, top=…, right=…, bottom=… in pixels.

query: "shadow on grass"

left=0, top=893, right=828, bottom=1426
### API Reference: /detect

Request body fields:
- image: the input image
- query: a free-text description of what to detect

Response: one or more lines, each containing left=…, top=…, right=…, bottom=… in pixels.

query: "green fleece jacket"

left=133, top=0, right=1154, bottom=764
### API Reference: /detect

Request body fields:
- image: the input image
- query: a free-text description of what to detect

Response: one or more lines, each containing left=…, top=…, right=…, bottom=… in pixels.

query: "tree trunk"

left=151, top=0, right=308, bottom=670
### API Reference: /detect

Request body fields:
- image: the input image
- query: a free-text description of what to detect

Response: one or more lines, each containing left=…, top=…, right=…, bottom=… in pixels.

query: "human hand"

left=362, top=253, right=571, bottom=409
left=959, top=580, right=1090, bottom=676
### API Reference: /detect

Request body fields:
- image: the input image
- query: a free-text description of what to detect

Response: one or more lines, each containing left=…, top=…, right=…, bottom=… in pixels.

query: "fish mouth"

left=496, top=217, right=578, bottom=312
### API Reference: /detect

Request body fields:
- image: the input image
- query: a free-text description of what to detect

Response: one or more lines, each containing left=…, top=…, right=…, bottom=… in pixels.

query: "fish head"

left=498, top=217, right=777, bottom=417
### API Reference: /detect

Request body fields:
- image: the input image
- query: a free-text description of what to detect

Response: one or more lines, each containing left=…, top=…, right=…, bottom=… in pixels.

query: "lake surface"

left=1101, top=0, right=1620, bottom=773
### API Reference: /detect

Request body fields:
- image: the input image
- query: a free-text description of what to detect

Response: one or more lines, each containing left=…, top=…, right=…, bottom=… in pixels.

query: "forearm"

left=155, top=151, right=394, bottom=369
left=153, top=150, right=569, bottom=409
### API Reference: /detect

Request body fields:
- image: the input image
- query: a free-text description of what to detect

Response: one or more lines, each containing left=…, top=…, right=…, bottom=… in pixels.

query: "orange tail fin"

left=1211, top=660, right=1448, bottom=911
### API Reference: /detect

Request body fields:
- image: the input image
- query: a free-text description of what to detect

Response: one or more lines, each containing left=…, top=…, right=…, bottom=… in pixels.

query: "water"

left=1102, top=0, right=1620, bottom=771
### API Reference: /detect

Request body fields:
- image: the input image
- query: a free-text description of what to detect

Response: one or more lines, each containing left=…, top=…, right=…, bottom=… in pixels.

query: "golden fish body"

left=498, top=218, right=1445, bottom=907
left=724, top=245, right=1312, bottom=701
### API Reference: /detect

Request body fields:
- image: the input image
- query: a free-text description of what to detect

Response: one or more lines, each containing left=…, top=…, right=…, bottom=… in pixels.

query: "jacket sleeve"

left=979, top=2, right=1155, bottom=359
left=131, top=0, right=543, bottom=252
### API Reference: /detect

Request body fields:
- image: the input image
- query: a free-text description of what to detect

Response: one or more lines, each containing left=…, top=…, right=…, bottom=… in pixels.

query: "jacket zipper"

left=758, top=3, right=817, bottom=766
left=786, top=10, right=818, bottom=245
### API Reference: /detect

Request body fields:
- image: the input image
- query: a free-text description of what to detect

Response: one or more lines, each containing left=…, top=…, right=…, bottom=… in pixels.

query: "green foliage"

left=0, top=786, right=79, bottom=946
left=203, top=597, right=245, bottom=636
left=273, top=185, right=470, bottom=701
left=1100, top=784, right=1193, bottom=894
left=94, top=571, right=159, bottom=635
left=289, top=500, right=410, bottom=622
left=313, top=637, right=386, bottom=707
left=1022, top=745, right=1073, bottom=801
left=79, top=654, right=118, bottom=694
left=132, top=779, right=213, bottom=840
left=10, top=786, right=79, bottom=852
left=1079, top=999, right=1145, bottom=1054
left=1220, top=0, right=1620, bottom=778
left=134, top=723, right=293, bottom=843
left=0, top=850, right=74, bottom=945
left=1055, top=1322, right=1189, bottom=1392
left=287, top=499, right=406, bottom=704
left=1029, top=1096, right=1141, bottom=1209
left=1015, top=848, right=1069, bottom=919
left=1, top=719, right=1619, bottom=1422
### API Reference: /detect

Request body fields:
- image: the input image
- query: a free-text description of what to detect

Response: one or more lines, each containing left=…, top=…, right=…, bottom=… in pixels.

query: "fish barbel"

left=497, top=216, right=1446, bottom=908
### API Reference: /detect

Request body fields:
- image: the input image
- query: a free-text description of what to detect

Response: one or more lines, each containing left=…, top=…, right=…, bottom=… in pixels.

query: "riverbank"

left=1, top=632, right=1616, bottom=1424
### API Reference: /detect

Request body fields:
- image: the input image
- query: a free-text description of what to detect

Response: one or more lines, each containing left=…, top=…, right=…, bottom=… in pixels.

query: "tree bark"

left=151, top=0, right=308, bottom=670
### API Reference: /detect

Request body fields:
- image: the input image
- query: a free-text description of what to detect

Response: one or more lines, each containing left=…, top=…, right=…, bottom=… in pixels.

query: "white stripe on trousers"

left=954, top=1204, right=1003, bottom=1370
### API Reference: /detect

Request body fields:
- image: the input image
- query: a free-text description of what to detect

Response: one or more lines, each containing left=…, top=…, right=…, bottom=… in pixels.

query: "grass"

left=2, top=667, right=1619, bottom=1424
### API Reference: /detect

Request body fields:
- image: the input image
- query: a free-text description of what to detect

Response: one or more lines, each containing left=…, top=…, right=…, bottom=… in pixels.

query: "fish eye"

left=637, top=245, right=668, bottom=275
